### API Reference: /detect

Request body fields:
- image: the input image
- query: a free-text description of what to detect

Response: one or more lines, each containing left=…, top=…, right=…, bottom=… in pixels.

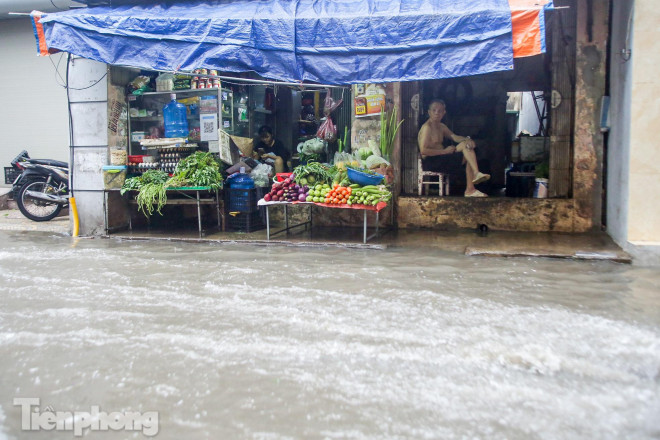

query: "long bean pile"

left=136, top=182, right=167, bottom=216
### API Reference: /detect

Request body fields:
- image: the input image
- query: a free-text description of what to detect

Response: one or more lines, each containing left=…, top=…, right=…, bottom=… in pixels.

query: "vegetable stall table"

left=258, top=200, right=391, bottom=244
left=106, top=187, right=224, bottom=237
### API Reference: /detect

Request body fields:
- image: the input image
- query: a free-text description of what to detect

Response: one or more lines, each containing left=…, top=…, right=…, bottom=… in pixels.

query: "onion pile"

left=263, top=174, right=310, bottom=202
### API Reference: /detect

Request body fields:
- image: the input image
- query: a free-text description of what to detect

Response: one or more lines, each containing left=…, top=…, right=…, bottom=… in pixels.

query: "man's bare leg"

left=456, top=141, right=479, bottom=175
left=457, top=141, right=489, bottom=185
left=465, top=162, right=476, bottom=194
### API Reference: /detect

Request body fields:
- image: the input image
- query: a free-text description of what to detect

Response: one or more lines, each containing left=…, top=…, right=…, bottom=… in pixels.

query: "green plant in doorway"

left=535, top=161, right=549, bottom=179
left=380, top=105, right=403, bottom=161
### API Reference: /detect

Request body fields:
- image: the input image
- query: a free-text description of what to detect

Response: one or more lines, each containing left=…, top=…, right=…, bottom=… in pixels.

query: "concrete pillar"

left=68, top=57, right=108, bottom=236
left=572, top=0, right=610, bottom=231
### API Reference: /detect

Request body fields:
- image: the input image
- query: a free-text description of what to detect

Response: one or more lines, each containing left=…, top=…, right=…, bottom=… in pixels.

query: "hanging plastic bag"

left=297, top=138, right=326, bottom=156
left=317, top=117, right=337, bottom=143
left=129, top=75, right=152, bottom=95
left=250, top=163, right=274, bottom=187
left=316, top=90, right=343, bottom=142
left=333, top=151, right=354, bottom=166
left=365, top=155, right=390, bottom=170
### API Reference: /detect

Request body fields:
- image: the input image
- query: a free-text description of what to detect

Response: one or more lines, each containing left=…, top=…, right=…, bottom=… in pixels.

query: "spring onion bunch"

left=380, top=105, right=404, bottom=160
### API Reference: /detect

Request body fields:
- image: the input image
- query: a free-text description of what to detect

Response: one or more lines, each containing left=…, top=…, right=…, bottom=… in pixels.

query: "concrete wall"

left=607, top=0, right=660, bottom=264
left=0, top=18, right=69, bottom=184
left=607, top=0, right=633, bottom=250
left=628, top=0, right=660, bottom=246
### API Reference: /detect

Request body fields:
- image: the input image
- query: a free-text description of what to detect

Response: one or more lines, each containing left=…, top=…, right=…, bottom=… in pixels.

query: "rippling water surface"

left=0, top=231, right=659, bottom=439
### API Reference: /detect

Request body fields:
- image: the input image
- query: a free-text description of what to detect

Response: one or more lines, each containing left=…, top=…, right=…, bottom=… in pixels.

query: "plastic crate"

left=4, top=167, right=20, bottom=185
left=226, top=187, right=258, bottom=213
left=227, top=210, right=264, bottom=232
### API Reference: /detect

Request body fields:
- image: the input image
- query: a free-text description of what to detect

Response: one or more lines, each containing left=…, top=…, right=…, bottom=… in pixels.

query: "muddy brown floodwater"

left=0, top=231, right=659, bottom=439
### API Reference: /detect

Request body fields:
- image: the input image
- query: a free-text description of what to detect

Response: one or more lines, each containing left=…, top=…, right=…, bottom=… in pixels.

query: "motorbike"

left=10, top=150, right=70, bottom=222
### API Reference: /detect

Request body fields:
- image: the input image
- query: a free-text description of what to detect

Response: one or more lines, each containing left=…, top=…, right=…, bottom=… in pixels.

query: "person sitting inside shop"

left=253, top=125, right=289, bottom=174
left=417, top=99, right=490, bottom=197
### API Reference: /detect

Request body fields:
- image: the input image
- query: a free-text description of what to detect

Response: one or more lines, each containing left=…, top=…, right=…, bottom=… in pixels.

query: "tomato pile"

left=323, top=185, right=353, bottom=204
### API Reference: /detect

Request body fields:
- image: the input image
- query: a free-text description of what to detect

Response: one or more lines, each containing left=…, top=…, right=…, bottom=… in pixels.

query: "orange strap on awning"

left=31, top=12, right=50, bottom=56
left=509, top=0, right=552, bottom=58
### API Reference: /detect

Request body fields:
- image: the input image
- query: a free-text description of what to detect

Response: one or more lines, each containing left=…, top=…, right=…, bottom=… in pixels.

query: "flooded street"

left=0, top=230, right=659, bottom=439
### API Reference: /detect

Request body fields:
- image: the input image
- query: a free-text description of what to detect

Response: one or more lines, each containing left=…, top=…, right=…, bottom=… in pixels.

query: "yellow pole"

left=70, top=196, right=80, bottom=237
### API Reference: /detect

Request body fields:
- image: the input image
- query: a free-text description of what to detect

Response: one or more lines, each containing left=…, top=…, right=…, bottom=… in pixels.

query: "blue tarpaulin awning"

left=32, top=0, right=519, bottom=85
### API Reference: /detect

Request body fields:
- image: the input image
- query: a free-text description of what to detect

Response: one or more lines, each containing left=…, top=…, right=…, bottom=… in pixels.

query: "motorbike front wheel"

left=17, top=180, right=63, bottom=222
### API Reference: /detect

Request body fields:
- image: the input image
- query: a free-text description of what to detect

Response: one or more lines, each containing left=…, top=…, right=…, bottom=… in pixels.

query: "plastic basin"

left=346, top=168, right=384, bottom=186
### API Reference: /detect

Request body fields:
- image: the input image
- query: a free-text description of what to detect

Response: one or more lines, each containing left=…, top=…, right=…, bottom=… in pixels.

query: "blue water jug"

left=163, top=94, right=189, bottom=138
left=229, top=168, right=255, bottom=189
left=228, top=167, right=255, bottom=212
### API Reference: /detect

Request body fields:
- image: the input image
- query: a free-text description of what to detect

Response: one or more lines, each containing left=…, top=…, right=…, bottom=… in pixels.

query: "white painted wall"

left=627, top=0, right=660, bottom=245
left=518, top=92, right=545, bottom=136
left=0, top=17, right=69, bottom=185
left=607, top=0, right=633, bottom=253
left=607, top=0, right=660, bottom=265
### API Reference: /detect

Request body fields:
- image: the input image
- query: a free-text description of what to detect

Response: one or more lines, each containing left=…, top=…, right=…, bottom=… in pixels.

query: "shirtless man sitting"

left=417, top=99, right=490, bottom=197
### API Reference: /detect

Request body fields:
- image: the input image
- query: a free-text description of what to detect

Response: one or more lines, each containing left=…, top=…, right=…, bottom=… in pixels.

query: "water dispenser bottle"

left=228, top=167, right=255, bottom=212
left=163, top=93, right=189, bottom=138
left=229, top=167, right=255, bottom=189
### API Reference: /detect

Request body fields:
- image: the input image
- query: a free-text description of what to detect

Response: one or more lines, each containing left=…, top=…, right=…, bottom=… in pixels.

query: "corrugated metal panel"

left=401, top=81, right=421, bottom=195
left=548, top=0, right=576, bottom=198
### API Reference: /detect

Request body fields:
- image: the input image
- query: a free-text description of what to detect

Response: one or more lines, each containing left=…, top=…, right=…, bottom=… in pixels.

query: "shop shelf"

left=130, top=116, right=161, bottom=122
left=138, top=88, right=220, bottom=96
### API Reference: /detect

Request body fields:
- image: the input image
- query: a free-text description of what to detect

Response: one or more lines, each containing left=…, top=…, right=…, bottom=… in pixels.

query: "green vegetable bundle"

left=121, top=169, right=170, bottom=216
left=120, top=152, right=223, bottom=218
left=293, top=162, right=333, bottom=186
left=120, top=169, right=168, bottom=195
left=136, top=182, right=167, bottom=216
left=167, top=151, right=223, bottom=190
